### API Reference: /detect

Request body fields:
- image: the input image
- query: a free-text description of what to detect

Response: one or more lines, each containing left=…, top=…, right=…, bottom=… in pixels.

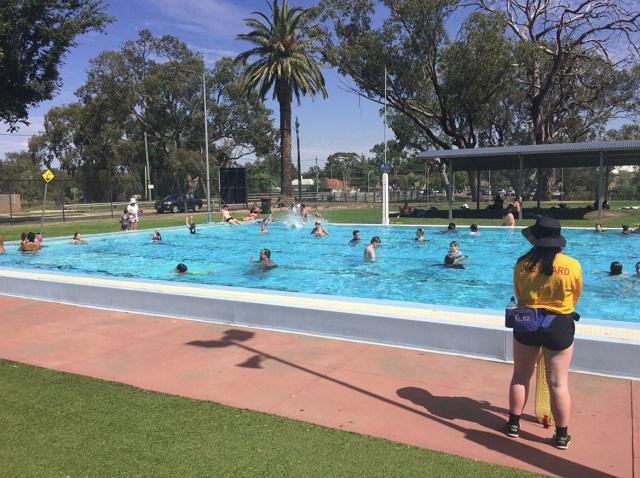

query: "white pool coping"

left=0, top=267, right=638, bottom=380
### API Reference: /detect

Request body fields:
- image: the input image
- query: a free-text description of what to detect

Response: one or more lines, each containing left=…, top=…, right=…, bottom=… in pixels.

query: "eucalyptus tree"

left=317, top=0, right=515, bottom=200
left=0, top=0, right=113, bottom=131
left=34, top=30, right=276, bottom=200
left=236, top=0, right=328, bottom=205
left=474, top=0, right=640, bottom=198
left=317, top=0, right=640, bottom=200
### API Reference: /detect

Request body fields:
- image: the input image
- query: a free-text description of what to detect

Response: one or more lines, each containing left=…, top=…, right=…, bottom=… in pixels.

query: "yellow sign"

left=42, top=169, right=54, bottom=183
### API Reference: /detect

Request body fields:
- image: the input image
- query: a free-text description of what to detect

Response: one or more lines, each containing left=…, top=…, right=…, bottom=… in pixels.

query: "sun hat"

left=522, top=215, right=566, bottom=248
left=130, top=197, right=137, bottom=203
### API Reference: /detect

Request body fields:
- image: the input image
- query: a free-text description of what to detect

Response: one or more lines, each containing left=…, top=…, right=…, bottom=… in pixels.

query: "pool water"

left=1, top=221, right=638, bottom=324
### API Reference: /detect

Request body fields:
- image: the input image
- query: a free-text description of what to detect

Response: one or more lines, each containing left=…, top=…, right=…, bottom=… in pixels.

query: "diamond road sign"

left=42, top=169, right=54, bottom=183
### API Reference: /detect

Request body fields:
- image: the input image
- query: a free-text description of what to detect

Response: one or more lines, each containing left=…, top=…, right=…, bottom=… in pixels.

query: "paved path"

left=0, top=295, right=637, bottom=477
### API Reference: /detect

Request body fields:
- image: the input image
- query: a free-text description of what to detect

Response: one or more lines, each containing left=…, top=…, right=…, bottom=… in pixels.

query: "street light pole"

left=295, top=117, right=302, bottom=202
left=202, top=72, right=212, bottom=223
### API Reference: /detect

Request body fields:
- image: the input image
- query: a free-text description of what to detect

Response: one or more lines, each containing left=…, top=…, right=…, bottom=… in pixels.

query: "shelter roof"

left=417, top=140, right=640, bottom=171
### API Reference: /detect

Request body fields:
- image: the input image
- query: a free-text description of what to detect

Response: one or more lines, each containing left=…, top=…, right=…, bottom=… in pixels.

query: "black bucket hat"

left=522, top=215, right=566, bottom=248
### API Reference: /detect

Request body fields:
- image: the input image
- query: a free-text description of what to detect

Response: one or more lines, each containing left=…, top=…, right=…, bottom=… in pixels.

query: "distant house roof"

left=324, top=178, right=347, bottom=189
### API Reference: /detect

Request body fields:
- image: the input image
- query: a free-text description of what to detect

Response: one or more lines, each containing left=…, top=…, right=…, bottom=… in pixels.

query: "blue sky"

left=0, top=0, right=388, bottom=171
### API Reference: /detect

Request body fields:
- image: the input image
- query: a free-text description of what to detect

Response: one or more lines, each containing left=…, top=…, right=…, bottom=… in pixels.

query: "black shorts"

left=513, top=314, right=576, bottom=351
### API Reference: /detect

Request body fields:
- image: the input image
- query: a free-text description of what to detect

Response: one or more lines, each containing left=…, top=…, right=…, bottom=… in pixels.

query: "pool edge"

left=1, top=268, right=638, bottom=380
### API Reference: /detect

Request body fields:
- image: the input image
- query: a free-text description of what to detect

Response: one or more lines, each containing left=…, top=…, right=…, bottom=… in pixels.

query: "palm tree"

left=236, top=0, right=327, bottom=205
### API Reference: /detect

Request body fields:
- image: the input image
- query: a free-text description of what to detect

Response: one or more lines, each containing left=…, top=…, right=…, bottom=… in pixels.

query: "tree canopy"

left=0, top=0, right=113, bottom=130
left=316, top=0, right=640, bottom=199
left=28, top=31, right=277, bottom=202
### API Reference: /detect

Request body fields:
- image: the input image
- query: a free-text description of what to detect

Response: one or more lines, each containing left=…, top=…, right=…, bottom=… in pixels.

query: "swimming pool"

left=1, top=220, right=638, bottom=324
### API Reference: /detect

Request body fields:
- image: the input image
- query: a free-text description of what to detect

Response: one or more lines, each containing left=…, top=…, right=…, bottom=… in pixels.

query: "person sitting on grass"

left=399, top=202, right=411, bottom=217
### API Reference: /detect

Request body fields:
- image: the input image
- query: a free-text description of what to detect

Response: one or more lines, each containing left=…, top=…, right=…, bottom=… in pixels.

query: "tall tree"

left=0, top=0, right=113, bottom=130
left=236, top=0, right=328, bottom=205
left=474, top=0, right=640, bottom=198
left=317, top=0, right=516, bottom=200
left=34, top=31, right=277, bottom=201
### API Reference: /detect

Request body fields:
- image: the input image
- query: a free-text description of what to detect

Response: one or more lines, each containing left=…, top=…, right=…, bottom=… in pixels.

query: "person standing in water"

left=364, top=236, right=381, bottom=262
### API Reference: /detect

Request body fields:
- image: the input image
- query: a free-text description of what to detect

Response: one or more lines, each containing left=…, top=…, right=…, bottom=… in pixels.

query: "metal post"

left=60, top=178, right=65, bottom=223
left=203, top=72, right=212, bottom=223
left=144, top=131, right=151, bottom=201
left=382, top=172, right=389, bottom=225
left=295, top=117, right=302, bottom=202
left=40, top=182, right=48, bottom=236
left=8, top=180, right=13, bottom=225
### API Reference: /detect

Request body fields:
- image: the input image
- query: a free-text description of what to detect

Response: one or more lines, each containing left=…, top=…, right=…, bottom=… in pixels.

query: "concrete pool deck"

left=0, top=267, right=639, bottom=379
left=0, top=293, right=637, bottom=477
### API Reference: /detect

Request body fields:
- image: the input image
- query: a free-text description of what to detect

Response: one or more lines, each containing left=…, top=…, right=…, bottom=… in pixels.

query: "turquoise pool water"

left=1, top=221, right=638, bottom=324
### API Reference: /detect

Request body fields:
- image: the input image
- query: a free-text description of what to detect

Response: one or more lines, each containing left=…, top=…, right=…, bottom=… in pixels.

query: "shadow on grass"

left=188, top=328, right=617, bottom=478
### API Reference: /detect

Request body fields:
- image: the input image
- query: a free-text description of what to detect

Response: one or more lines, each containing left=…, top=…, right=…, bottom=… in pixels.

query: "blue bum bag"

left=505, top=307, right=557, bottom=332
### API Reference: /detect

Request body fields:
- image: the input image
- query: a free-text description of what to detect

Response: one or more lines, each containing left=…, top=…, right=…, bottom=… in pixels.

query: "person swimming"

left=186, top=215, right=196, bottom=234
left=610, top=261, right=623, bottom=276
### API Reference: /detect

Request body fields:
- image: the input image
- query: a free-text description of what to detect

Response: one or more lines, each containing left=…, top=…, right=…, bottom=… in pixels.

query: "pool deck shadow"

left=0, top=294, right=637, bottom=477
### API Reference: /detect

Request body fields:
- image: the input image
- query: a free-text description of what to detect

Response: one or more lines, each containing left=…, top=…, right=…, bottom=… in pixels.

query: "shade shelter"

left=417, top=140, right=640, bottom=220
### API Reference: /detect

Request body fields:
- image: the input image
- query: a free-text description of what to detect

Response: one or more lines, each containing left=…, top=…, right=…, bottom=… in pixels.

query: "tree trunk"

left=277, top=81, right=294, bottom=203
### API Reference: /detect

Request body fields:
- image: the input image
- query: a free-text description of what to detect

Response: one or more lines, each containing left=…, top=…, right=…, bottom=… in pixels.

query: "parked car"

left=155, top=193, right=203, bottom=213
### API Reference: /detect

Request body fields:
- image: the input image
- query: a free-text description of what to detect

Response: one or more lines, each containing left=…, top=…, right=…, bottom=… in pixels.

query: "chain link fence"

left=1, top=175, right=442, bottom=225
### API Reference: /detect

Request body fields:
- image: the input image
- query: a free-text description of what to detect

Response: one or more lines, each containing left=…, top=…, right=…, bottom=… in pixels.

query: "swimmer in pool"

left=364, top=236, right=381, bottom=262
left=415, top=228, right=425, bottom=242
left=609, top=261, right=623, bottom=276
left=311, top=221, right=330, bottom=237
left=259, top=222, right=269, bottom=233
left=250, top=248, right=277, bottom=269
left=186, top=215, right=197, bottom=234
left=152, top=231, right=163, bottom=241
left=71, top=232, right=85, bottom=244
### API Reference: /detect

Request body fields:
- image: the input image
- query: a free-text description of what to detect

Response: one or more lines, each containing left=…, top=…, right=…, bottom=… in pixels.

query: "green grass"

left=0, top=360, right=542, bottom=477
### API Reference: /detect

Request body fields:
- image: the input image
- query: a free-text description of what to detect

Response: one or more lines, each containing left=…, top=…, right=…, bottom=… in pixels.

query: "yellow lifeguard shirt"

left=513, top=252, right=582, bottom=315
